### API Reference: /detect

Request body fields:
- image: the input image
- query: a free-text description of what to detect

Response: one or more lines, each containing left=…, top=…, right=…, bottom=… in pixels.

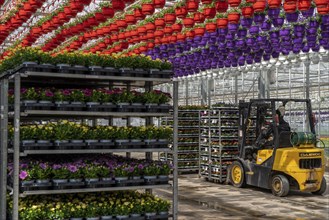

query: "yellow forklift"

left=229, top=99, right=327, bottom=196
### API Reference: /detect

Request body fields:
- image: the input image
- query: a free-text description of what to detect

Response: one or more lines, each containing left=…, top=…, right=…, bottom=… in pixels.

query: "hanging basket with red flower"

left=283, top=1, right=297, bottom=13
left=186, top=0, right=199, bottom=12
left=216, top=0, right=229, bottom=13
left=102, top=7, right=115, bottom=18
left=185, top=30, right=195, bottom=39
left=314, top=0, right=327, bottom=7
left=164, top=8, right=176, bottom=24
left=134, top=8, right=146, bottom=20
left=268, top=0, right=282, bottom=9
left=298, top=0, right=311, bottom=11
left=172, top=22, right=183, bottom=32
left=227, top=8, right=241, bottom=24
left=153, top=0, right=165, bottom=8
left=125, top=14, right=136, bottom=24
left=317, top=4, right=329, bottom=14
left=164, top=26, right=172, bottom=36
left=194, top=25, right=205, bottom=36
left=145, top=22, right=156, bottom=32
left=155, top=18, right=166, bottom=29
left=175, top=6, right=188, bottom=18
left=194, top=12, right=206, bottom=23
left=202, top=2, right=217, bottom=19
left=142, top=2, right=155, bottom=15
left=154, top=30, right=165, bottom=38
left=205, top=19, right=217, bottom=32
left=183, top=16, right=195, bottom=28
left=112, top=0, right=126, bottom=11
left=228, top=0, right=242, bottom=7
left=240, top=2, right=254, bottom=17
left=253, top=0, right=266, bottom=12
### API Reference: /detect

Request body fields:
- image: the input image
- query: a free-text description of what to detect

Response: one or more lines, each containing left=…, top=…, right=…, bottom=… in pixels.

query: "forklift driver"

left=255, top=106, right=290, bottom=150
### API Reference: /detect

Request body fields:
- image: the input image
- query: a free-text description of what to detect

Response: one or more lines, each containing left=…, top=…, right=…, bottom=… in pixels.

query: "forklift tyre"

left=271, top=174, right=289, bottom=197
left=230, top=161, right=246, bottom=188
left=312, top=177, right=327, bottom=195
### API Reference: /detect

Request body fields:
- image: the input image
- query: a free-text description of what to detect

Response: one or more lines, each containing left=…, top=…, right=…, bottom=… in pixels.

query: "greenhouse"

left=0, top=0, right=328, bottom=220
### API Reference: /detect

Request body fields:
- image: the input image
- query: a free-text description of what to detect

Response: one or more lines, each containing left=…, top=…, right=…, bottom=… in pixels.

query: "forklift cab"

left=229, top=99, right=326, bottom=197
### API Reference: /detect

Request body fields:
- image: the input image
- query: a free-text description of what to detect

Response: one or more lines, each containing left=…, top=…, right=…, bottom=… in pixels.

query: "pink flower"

left=19, top=171, right=28, bottom=180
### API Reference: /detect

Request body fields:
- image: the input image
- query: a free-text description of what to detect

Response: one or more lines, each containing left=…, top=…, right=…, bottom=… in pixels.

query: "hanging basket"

left=217, top=18, right=228, bottom=28
left=242, top=6, right=254, bottom=18
left=314, top=0, right=328, bottom=7
left=227, top=12, right=241, bottom=24
left=154, top=18, right=165, bottom=28
left=154, top=30, right=164, bottom=38
left=134, top=8, right=146, bottom=20
left=284, top=2, right=297, bottom=13
left=172, top=23, right=183, bottom=32
left=164, top=26, right=172, bottom=36
left=116, top=20, right=127, bottom=29
left=216, top=1, right=229, bottom=12
left=145, top=23, right=156, bottom=32
left=205, top=23, right=217, bottom=32
left=142, top=3, right=155, bottom=15
left=298, top=0, right=311, bottom=11
left=102, top=7, right=114, bottom=18
left=228, top=0, right=242, bottom=7
left=112, top=0, right=125, bottom=11
left=153, top=0, right=165, bottom=8
left=183, top=18, right=195, bottom=28
left=186, top=0, right=199, bottom=12
left=164, top=13, right=176, bottom=24
left=194, top=12, right=205, bottom=23
left=318, top=5, right=329, bottom=15
left=175, top=7, right=188, bottom=18
left=125, top=14, right=136, bottom=24
left=268, top=0, right=282, bottom=9
left=203, top=7, right=216, bottom=19
left=253, top=0, right=266, bottom=12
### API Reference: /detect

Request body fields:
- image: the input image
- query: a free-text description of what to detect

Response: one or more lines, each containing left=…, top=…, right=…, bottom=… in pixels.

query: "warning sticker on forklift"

left=299, top=152, right=321, bottom=157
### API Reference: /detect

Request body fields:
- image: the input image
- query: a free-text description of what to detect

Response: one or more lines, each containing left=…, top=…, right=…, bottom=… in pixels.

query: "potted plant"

left=131, top=164, right=144, bottom=180
left=54, top=89, right=71, bottom=110
left=156, top=127, right=172, bottom=143
left=21, top=87, right=39, bottom=106
left=131, top=91, right=145, bottom=112
left=97, top=165, right=112, bottom=181
left=143, top=91, right=160, bottom=112
left=158, top=163, right=171, bottom=181
left=85, top=203, right=100, bottom=220
left=113, top=165, right=129, bottom=182
left=128, top=126, right=142, bottom=144
left=84, top=89, right=102, bottom=111
left=53, top=122, right=71, bottom=146
left=143, top=126, right=158, bottom=145
left=82, top=165, right=100, bottom=184
left=116, top=90, right=133, bottom=112
left=85, top=127, right=99, bottom=146
left=70, top=124, right=85, bottom=146
left=143, top=200, right=157, bottom=217
left=66, top=164, right=83, bottom=183
left=143, top=163, right=160, bottom=181
left=69, top=89, right=85, bottom=111
left=38, top=89, right=54, bottom=108
left=20, top=125, right=37, bottom=145
left=156, top=200, right=171, bottom=216
left=113, top=203, right=130, bottom=219
left=114, top=127, right=130, bottom=146
left=19, top=169, right=35, bottom=186
left=51, top=164, right=70, bottom=184
left=35, top=125, right=52, bottom=145
left=33, top=163, right=52, bottom=184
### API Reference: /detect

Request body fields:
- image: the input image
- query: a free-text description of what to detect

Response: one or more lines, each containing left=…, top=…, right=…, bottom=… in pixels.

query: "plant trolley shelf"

left=199, top=105, right=239, bottom=183
left=0, top=67, right=179, bottom=220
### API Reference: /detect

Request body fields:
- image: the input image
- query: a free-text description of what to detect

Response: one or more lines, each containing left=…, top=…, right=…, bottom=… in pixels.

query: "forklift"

left=228, top=99, right=327, bottom=197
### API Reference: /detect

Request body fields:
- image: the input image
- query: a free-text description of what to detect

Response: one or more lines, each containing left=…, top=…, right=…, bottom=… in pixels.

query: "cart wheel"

left=230, top=161, right=246, bottom=188
left=312, top=177, right=327, bottom=195
left=271, top=174, right=289, bottom=197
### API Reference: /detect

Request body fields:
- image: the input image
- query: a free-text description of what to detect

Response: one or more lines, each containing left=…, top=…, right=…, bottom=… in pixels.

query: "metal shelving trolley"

left=161, top=107, right=203, bottom=174
left=0, top=66, right=178, bottom=220
left=199, top=105, right=239, bottom=183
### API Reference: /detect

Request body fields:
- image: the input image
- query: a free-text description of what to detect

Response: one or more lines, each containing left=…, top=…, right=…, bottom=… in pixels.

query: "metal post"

left=318, top=63, right=321, bottom=138
left=289, top=68, right=292, bottom=125
left=172, top=81, right=179, bottom=220
left=208, top=79, right=212, bottom=107
left=234, top=76, right=238, bottom=104
left=305, top=59, right=311, bottom=100
left=0, top=78, right=9, bottom=219
left=201, top=79, right=207, bottom=106
left=13, top=74, right=21, bottom=220
left=185, top=80, right=189, bottom=106
left=276, top=67, right=278, bottom=98
left=241, top=72, right=244, bottom=101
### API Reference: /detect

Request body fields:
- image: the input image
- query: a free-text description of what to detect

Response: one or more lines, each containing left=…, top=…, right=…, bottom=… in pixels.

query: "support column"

left=200, top=78, right=208, bottom=106
left=172, top=81, right=179, bottom=220
left=185, top=80, right=189, bottom=106
left=0, top=78, right=8, bottom=219
left=305, top=59, right=311, bottom=100
left=234, top=76, right=238, bottom=104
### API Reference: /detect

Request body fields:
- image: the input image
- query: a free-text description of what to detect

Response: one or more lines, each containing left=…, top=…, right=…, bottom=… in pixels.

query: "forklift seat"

left=278, top=131, right=293, bottom=148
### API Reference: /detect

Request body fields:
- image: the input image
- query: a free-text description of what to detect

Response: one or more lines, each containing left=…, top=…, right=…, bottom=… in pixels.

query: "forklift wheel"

left=230, top=161, right=246, bottom=188
left=312, top=177, right=327, bottom=195
left=271, top=175, right=289, bottom=197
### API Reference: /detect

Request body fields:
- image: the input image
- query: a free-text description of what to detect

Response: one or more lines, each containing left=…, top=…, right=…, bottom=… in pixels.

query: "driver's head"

left=276, top=105, right=285, bottom=117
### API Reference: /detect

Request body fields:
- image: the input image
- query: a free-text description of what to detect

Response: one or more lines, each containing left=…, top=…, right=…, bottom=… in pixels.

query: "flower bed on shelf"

left=7, top=191, right=170, bottom=220
left=8, top=121, right=172, bottom=151
left=7, top=155, right=172, bottom=190
left=0, top=47, right=173, bottom=78
left=9, top=87, right=172, bottom=113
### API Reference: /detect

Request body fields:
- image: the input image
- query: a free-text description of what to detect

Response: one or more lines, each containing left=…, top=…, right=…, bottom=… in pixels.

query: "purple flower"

left=68, top=165, right=78, bottom=173
left=138, top=164, right=144, bottom=170
left=20, top=88, right=27, bottom=94
left=62, top=89, right=71, bottom=96
left=45, top=91, right=54, bottom=97
left=20, top=163, right=28, bottom=169
left=19, top=171, right=28, bottom=180
left=129, top=166, right=134, bottom=173
left=39, top=163, right=47, bottom=170
left=52, top=164, right=62, bottom=170
left=83, top=89, right=92, bottom=97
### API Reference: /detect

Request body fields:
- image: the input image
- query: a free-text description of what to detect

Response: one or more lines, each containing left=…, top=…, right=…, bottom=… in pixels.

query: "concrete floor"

left=156, top=173, right=329, bottom=220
